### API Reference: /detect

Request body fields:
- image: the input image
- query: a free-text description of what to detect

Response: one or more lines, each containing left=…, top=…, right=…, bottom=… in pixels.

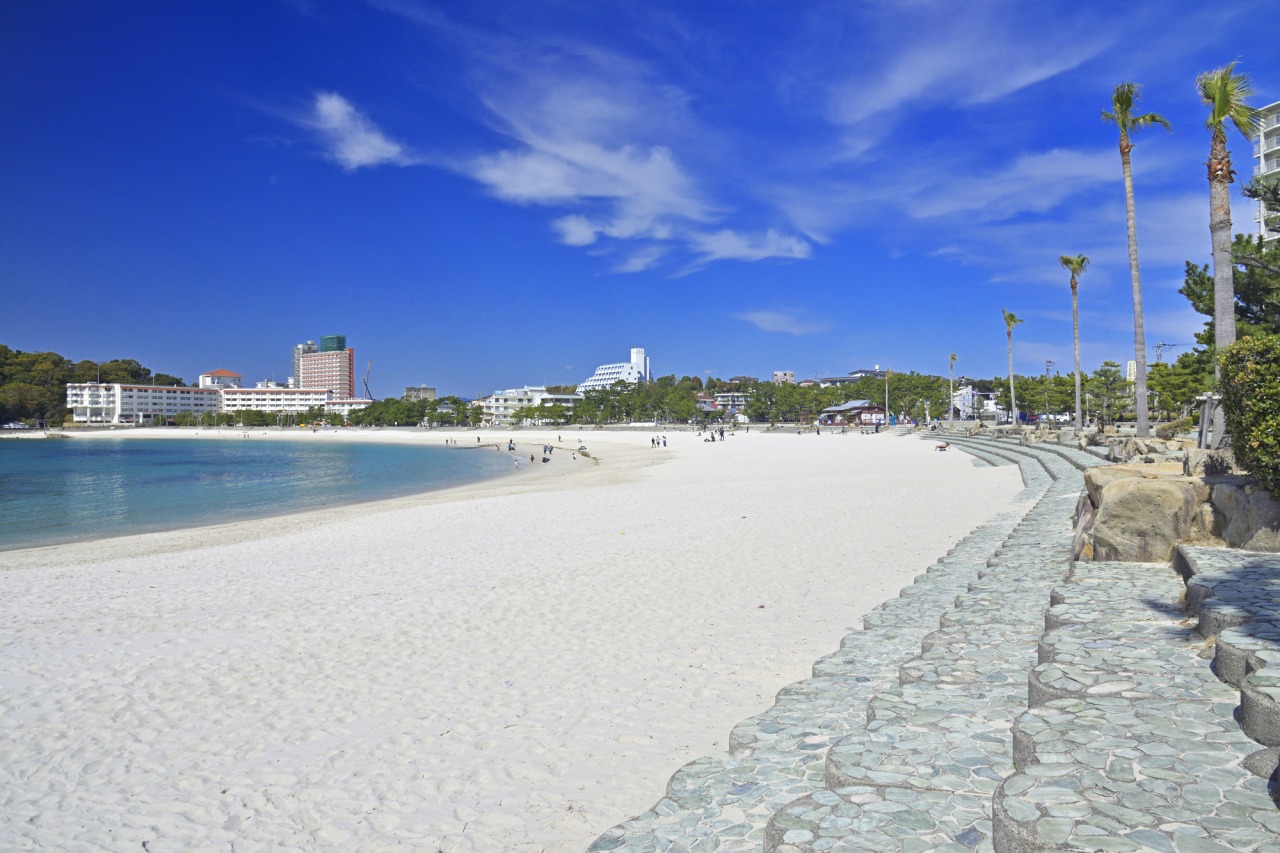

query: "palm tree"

left=1002, top=309, right=1023, bottom=426
left=1102, top=83, right=1169, bottom=438
left=1197, top=63, right=1260, bottom=447
left=1059, top=254, right=1090, bottom=431
left=948, top=353, right=957, bottom=428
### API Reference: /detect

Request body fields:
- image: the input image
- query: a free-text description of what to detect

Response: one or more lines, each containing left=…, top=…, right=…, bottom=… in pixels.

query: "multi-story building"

left=299, top=348, right=355, bottom=399
left=404, top=385, right=437, bottom=401
left=817, top=367, right=887, bottom=388
left=66, top=383, right=220, bottom=425
left=319, top=334, right=347, bottom=353
left=289, top=341, right=317, bottom=388
left=480, top=386, right=582, bottom=425
left=578, top=347, right=651, bottom=392
left=772, top=371, right=796, bottom=384
left=713, top=391, right=750, bottom=413
left=219, top=386, right=332, bottom=415
left=67, top=369, right=369, bottom=425
left=1256, top=100, right=1280, bottom=246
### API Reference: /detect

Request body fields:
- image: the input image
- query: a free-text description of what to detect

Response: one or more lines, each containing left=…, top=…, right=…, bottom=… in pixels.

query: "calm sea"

left=0, top=436, right=513, bottom=552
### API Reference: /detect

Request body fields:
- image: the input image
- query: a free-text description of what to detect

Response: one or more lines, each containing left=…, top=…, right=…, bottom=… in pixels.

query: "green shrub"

left=1220, top=336, right=1280, bottom=494
left=1155, top=416, right=1194, bottom=440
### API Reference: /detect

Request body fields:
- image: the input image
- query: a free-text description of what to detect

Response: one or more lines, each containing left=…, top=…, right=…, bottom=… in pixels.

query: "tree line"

left=0, top=345, right=184, bottom=425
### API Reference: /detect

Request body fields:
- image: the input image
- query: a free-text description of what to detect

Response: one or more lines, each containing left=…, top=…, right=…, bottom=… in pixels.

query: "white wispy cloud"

left=735, top=308, right=829, bottom=335
left=825, top=3, right=1117, bottom=127
left=357, top=3, right=813, bottom=273
left=305, top=92, right=418, bottom=170
left=612, top=245, right=669, bottom=273
left=908, top=148, right=1117, bottom=221
left=691, top=229, right=812, bottom=264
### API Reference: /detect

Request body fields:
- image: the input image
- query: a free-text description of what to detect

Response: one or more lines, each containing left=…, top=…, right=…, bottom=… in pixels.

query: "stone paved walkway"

left=589, top=433, right=1280, bottom=853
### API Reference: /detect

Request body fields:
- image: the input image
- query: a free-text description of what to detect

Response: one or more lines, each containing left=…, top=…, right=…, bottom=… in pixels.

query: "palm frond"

left=1198, top=62, right=1261, bottom=138
left=1132, top=112, right=1171, bottom=132
left=1059, top=253, right=1089, bottom=275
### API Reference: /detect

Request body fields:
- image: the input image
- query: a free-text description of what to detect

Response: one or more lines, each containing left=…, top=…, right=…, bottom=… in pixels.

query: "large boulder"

left=1082, top=463, right=1193, bottom=507
left=1083, top=466, right=1147, bottom=506
left=1184, top=447, right=1237, bottom=477
left=1214, top=481, right=1280, bottom=551
left=1090, top=477, right=1203, bottom=562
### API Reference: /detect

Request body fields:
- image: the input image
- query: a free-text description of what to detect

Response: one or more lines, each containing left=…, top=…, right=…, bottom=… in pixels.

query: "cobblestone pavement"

left=589, top=435, right=1280, bottom=853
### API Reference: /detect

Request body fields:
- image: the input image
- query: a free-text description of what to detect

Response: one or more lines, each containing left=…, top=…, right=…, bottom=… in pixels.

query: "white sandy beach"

left=0, top=427, right=1022, bottom=851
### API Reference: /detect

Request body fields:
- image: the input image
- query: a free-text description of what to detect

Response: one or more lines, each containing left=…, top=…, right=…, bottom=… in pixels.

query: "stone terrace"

left=588, top=433, right=1280, bottom=853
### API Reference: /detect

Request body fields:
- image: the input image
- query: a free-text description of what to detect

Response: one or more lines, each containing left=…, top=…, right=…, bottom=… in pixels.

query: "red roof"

left=204, top=368, right=243, bottom=377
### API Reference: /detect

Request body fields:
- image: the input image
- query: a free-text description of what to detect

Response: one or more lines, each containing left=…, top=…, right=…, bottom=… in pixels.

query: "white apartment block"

left=578, top=347, right=651, bottom=392
left=1256, top=100, right=1280, bottom=245
left=480, top=386, right=583, bottom=425
left=220, top=387, right=332, bottom=414
left=772, top=371, right=796, bottom=384
left=713, top=391, right=750, bottom=412
left=67, top=383, right=220, bottom=425
left=68, top=369, right=370, bottom=425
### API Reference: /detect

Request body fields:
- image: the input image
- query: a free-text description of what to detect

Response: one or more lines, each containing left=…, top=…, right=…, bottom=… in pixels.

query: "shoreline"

left=0, top=428, right=1023, bottom=850
left=1, top=426, right=614, bottom=569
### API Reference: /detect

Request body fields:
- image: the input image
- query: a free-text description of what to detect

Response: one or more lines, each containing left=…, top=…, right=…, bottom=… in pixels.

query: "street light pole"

left=884, top=369, right=890, bottom=430
left=1044, top=359, right=1054, bottom=423
left=948, top=354, right=957, bottom=432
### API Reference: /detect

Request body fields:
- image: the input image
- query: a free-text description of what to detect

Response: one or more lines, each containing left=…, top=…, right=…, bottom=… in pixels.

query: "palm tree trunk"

left=1007, top=332, right=1017, bottom=426
left=1120, top=145, right=1151, bottom=437
left=1072, top=283, right=1082, bottom=431
left=1208, top=130, right=1236, bottom=448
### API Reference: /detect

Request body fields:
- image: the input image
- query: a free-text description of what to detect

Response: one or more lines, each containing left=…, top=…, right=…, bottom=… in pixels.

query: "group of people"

left=649, top=435, right=668, bottom=448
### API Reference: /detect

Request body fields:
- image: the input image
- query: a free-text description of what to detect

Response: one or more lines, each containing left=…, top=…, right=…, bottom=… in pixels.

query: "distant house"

left=818, top=400, right=886, bottom=426
left=697, top=393, right=749, bottom=423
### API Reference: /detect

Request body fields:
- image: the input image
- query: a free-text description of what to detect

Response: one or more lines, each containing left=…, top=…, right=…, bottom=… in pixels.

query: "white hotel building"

left=578, top=348, right=651, bottom=392
left=478, top=386, right=583, bottom=426
left=1256, top=99, right=1280, bottom=246
left=67, top=369, right=368, bottom=425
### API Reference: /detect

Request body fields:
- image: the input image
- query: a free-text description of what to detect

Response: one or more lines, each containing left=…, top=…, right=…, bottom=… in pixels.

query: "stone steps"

left=761, top=444, right=1083, bottom=852
left=588, top=438, right=1068, bottom=852
left=993, top=554, right=1280, bottom=852
left=590, top=437, right=1280, bottom=853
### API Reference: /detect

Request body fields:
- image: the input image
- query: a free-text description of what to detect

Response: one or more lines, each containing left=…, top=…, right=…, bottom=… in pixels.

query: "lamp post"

left=948, top=354, right=957, bottom=431
left=884, top=369, right=890, bottom=429
left=1044, top=360, right=1054, bottom=423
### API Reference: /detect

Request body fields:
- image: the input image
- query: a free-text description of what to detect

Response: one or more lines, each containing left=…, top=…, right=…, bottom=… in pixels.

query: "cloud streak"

left=735, top=308, right=829, bottom=335
left=304, top=92, right=419, bottom=170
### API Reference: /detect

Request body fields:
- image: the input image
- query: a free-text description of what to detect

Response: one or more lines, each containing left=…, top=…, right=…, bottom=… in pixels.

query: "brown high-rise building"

left=299, top=348, right=355, bottom=398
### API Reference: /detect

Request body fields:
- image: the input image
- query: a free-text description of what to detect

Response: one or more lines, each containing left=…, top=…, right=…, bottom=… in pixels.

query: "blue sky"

left=3, top=1, right=1277, bottom=398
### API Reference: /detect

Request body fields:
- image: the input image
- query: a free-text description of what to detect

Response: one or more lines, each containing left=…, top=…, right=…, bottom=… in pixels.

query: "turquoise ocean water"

left=0, top=436, right=513, bottom=552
